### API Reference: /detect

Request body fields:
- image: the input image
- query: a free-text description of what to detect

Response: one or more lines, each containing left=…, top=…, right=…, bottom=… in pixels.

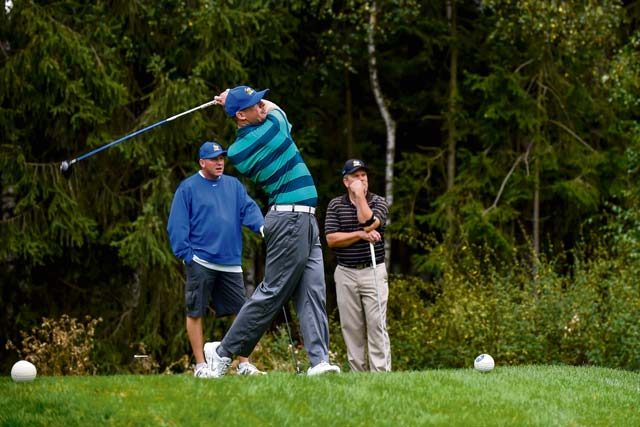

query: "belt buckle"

left=294, top=205, right=311, bottom=214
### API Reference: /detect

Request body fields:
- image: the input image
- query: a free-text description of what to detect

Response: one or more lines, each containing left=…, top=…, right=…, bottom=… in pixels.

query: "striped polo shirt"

left=324, top=192, right=389, bottom=267
left=227, top=108, right=318, bottom=207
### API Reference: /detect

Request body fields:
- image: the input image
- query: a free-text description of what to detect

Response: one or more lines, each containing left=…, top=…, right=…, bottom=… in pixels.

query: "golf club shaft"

left=63, top=99, right=218, bottom=168
left=370, top=242, right=391, bottom=371
left=282, top=305, right=301, bottom=374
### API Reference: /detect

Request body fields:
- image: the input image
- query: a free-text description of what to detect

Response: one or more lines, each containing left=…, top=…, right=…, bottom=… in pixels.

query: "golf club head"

left=60, top=160, right=73, bottom=178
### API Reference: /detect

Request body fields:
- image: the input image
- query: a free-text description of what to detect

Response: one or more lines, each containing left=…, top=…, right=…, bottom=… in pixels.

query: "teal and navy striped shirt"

left=227, top=108, right=318, bottom=207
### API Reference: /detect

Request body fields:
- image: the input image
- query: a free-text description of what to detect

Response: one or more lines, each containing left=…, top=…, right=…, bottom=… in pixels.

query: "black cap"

left=341, top=159, right=368, bottom=176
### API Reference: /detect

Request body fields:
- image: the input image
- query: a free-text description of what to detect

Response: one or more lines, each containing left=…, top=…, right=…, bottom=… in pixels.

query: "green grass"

left=1, top=366, right=638, bottom=426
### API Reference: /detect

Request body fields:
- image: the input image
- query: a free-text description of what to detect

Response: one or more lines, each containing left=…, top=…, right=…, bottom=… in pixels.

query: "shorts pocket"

left=185, top=289, right=198, bottom=312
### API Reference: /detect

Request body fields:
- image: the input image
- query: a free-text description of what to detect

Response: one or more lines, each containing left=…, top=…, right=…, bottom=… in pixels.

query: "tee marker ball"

left=11, top=360, right=37, bottom=382
left=474, top=354, right=495, bottom=372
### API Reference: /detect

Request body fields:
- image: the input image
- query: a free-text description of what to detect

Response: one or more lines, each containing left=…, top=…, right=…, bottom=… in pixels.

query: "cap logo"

left=244, top=87, right=255, bottom=95
left=353, top=160, right=362, bottom=168
left=213, top=143, right=221, bottom=151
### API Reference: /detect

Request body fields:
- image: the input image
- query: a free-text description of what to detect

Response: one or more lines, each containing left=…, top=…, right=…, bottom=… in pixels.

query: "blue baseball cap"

left=199, top=141, right=227, bottom=159
left=224, top=85, right=270, bottom=117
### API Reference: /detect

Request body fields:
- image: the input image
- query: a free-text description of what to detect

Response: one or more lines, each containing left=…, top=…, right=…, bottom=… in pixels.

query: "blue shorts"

left=184, top=262, right=246, bottom=318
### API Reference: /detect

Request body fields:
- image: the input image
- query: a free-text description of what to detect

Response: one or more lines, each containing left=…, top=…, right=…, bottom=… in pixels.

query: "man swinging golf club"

left=325, top=159, right=391, bottom=372
left=204, top=86, right=340, bottom=377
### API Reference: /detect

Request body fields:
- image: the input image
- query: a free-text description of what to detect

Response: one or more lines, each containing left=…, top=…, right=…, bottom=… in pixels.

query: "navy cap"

left=341, top=159, right=368, bottom=176
left=199, top=141, right=227, bottom=159
left=224, top=85, right=270, bottom=117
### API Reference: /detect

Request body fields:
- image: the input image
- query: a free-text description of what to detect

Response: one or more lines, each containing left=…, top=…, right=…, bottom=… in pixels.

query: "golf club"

left=370, top=242, right=391, bottom=371
left=59, top=99, right=219, bottom=174
left=282, top=305, right=302, bottom=374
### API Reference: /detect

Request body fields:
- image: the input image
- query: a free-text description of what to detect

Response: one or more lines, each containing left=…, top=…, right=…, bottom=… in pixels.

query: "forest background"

left=1, top=0, right=639, bottom=374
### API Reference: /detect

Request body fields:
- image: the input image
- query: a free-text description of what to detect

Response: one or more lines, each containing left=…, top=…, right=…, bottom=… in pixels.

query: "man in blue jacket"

left=167, top=141, right=265, bottom=378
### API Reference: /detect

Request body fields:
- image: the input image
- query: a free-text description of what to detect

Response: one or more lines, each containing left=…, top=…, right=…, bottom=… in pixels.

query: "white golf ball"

left=474, top=354, right=495, bottom=372
left=11, top=360, right=37, bottom=382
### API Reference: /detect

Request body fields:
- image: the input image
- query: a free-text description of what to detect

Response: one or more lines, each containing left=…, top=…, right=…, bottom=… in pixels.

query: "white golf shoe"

left=204, top=342, right=232, bottom=378
left=307, top=361, right=341, bottom=376
left=237, top=362, right=266, bottom=376
left=193, top=364, right=216, bottom=378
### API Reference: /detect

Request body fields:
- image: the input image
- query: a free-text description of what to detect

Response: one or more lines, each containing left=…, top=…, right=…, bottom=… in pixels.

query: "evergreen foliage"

left=1, top=1, right=639, bottom=372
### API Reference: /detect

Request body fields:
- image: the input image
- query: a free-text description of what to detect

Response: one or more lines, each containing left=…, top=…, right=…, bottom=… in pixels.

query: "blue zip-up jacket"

left=167, top=173, right=264, bottom=265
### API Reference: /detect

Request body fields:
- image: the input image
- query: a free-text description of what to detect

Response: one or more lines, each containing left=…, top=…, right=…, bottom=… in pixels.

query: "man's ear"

left=199, top=159, right=206, bottom=169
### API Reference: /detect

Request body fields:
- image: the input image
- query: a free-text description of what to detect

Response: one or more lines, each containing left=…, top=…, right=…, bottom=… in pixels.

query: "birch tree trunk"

left=446, top=0, right=459, bottom=239
left=533, top=158, right=540, bottom=275
left=532, top=73, right=543, bottom=274
left=368, top=0, right=396, bottom=263
left=345, top=69, right=355, bottom=158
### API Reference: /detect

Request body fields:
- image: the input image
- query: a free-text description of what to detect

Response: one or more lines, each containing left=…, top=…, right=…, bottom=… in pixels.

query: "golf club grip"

left=369, top=242, right=377, bottom=269
left=166, top=100, right=218, bottom=122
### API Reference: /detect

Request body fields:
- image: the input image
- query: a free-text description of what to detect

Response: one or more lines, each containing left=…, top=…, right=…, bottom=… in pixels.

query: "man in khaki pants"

left=325, top=159, right=391, bottom=372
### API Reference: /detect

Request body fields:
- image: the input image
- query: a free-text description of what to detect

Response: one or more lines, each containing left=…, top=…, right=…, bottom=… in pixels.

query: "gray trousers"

left=220, top=210, right=330, bottom=366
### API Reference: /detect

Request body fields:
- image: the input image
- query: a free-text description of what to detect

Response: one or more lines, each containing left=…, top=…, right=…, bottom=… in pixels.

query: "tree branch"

left=549, top=119, right=596, bottom=152
left=515, top=58, right=535, bottom=74
left=483, top=142, right=533, bottom=216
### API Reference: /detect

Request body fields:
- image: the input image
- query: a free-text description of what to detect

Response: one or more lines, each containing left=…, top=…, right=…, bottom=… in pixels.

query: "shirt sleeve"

left=167, top=184, right=193, bottom=264
left=324, top=198, right=341, bottom=235
left=268, top=108, right=293, bottom=135
left=372, top=195, right=389, bottom=230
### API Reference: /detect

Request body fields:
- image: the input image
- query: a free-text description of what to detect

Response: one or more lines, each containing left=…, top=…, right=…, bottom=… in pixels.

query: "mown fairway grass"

left=1, top=365, right=638, bottom=426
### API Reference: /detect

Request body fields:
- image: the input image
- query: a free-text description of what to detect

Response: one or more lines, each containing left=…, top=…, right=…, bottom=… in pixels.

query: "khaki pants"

left=334, top=264, right=391, bottom=372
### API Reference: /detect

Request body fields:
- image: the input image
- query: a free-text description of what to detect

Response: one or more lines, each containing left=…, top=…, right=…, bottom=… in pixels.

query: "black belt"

left=341, top=262, right=373, bottom=270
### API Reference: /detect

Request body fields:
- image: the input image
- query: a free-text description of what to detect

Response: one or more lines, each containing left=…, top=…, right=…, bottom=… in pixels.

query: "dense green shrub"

left=386, top=242, right=640, bottom=371
left=12, top=241, right=637, bottom=375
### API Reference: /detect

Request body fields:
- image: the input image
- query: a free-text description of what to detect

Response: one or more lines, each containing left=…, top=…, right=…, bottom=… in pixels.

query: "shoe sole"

left=307, top=368, right=341, bottom=376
